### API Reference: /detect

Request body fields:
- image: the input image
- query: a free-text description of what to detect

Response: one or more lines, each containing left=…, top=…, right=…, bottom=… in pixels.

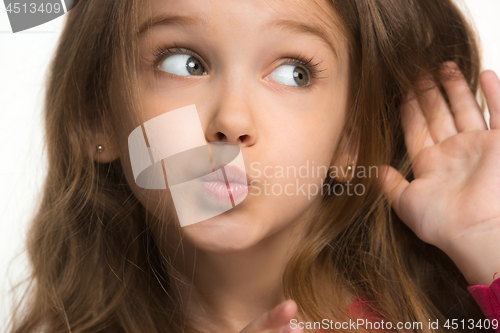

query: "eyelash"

left=149, top=44, right=198, bottom=64
left=147, top=43, right=205, bottom=73
left=281, top=54, right=327, bottom=81
left=147, top=44, right=327, bottom=82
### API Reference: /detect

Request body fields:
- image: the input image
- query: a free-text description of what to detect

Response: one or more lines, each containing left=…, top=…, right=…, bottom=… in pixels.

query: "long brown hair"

left=9, top=0, right=492, bottom=332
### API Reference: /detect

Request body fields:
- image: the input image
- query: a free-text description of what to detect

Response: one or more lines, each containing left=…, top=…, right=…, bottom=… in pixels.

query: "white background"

left=1, top=0, right=500, bottom=329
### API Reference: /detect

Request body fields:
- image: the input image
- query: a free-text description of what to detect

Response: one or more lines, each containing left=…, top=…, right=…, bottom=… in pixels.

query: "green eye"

left=159, top=54, right=205, bottom=76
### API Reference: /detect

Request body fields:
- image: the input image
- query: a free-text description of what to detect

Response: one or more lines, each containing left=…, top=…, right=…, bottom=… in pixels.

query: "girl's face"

left=116, top=0, right=350, bottom=253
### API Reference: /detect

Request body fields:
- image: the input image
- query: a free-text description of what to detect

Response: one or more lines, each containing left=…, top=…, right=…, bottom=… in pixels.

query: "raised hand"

left=382, top=62, right=500, bottom=286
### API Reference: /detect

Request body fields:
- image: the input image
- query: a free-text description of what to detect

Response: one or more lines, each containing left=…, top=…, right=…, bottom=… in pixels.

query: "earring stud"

left=96, top=144, right=104, bottom=153
left=343, top=158, right=355, bottom=183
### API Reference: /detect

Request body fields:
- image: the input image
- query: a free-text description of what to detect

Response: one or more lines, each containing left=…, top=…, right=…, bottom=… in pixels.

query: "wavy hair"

left=9, top=0, right=493, bottom=332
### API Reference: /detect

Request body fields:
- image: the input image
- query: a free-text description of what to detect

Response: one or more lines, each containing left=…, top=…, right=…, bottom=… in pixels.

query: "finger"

left=440, top=61, right=487, bottom=132
left=379, top=165, right=410, bottom=222
left=240, top=300, right=301, bottom=333
left=401, top=90, right=434, bottom=162
left=480, top=70, right=500, bottom=130
left=416, top=76, right=458, bottom=143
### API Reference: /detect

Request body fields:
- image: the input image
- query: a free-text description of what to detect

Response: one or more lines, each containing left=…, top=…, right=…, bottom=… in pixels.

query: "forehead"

left=139, top=0, right=344, bottom=53
left=142, top=0, right=336, bottom=22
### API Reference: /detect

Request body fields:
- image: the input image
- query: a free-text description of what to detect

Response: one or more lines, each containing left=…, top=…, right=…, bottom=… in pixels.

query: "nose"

left=205, top=83, right=258, bottom=148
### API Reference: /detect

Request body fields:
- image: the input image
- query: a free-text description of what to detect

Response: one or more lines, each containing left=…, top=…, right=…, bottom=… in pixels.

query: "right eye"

left=158, top=54, right=206, bottom=76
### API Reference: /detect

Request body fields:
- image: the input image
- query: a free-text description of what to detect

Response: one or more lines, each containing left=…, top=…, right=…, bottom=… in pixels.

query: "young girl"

left=9, top=0, right=500, bottom=332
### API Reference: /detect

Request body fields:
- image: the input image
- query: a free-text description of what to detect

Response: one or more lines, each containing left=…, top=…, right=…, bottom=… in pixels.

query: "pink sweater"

left=468, top=275, right=500, bottom=331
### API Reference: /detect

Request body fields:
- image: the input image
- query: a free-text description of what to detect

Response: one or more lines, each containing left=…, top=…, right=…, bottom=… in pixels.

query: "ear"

left=90, top=130, right=120, bottom=164
left=329, top=129, right=360, bottom=183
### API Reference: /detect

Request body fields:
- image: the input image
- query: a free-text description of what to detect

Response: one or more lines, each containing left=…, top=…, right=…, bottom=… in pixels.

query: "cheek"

left=244, top=108, right=343, bottom=231
left=119, top=141, right=178, bottom=223
left=116, top=110, right=181, bottom=226
left=257, top=88, right=344, bottom=176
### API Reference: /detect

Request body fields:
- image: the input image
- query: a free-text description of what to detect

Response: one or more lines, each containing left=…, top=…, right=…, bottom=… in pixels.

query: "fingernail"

left=442, top=61, right=458, bottom=69
left=275, top=300, right=288, bottom=312
left=441, top=61, right=461, bottom=77
left=280, top=325, right=292, bottom=333
left=276, top=300, right=293, bottom=314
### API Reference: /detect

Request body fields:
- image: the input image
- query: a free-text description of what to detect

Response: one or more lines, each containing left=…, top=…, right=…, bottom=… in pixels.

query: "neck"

left=158, top=206, right=313, bottom=332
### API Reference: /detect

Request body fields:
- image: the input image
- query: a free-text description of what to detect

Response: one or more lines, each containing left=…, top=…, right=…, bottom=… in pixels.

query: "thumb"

left=379, top=165, right=410, bottom=218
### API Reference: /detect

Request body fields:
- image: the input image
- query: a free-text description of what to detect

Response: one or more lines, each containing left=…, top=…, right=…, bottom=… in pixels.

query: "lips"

left=200, top=164, right=250, bottom=206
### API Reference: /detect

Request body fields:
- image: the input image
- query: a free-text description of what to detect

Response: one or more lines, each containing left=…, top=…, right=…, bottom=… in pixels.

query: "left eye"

left=268, top=65, right=309, bottom=87
left=158, top=54, right=206, bottom=76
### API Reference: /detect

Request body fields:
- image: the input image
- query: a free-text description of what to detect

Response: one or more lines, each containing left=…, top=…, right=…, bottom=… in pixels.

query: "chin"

left=180, top=207, right=264, bottom=254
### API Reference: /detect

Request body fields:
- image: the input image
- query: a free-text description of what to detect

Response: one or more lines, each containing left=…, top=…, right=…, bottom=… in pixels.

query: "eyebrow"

left=137, top=14, right=205, bottom=35
left=137, top=15, right=338, bottom=58
left=267, top=19, right=338, bottom=58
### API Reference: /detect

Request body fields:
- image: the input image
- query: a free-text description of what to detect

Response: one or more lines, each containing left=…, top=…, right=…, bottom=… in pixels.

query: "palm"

left=383, top=63, right=500, bottom=249
left=399, top=129, right=500, bottom=245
